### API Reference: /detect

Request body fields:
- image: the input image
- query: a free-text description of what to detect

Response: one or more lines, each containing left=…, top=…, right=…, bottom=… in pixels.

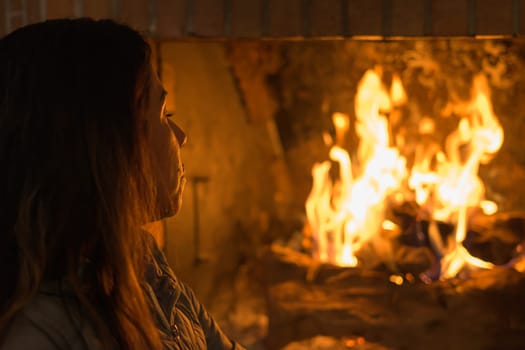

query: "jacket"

left=0, top=235, right=245, bottom=350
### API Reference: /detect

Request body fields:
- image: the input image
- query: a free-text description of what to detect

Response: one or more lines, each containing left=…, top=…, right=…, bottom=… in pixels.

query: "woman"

left=0, top=18, right=243, bottom=349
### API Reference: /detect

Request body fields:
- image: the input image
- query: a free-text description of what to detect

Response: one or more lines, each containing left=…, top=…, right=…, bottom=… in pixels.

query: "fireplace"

left=4, top=1, right=525, bottom=349
left=244, top=38, right=525, bottom=350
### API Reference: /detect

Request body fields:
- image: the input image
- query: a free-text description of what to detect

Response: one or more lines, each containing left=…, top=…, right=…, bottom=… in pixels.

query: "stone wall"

left=266, top=39, right=525, bottom=213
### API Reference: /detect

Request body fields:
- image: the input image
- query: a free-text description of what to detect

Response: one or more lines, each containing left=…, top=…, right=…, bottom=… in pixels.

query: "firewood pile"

left=261, top=210, right=525, bottom=350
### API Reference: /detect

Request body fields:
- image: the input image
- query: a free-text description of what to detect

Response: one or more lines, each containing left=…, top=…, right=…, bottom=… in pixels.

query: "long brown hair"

left=0, top=19, right=161, bottom=349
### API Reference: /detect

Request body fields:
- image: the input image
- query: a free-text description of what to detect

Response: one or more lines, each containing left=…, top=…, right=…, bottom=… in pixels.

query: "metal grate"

left=3, top=0, right=523, bottom=39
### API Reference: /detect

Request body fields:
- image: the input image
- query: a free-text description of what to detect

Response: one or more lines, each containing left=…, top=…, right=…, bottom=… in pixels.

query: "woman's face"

left=144, top=65, right=187, bottom=218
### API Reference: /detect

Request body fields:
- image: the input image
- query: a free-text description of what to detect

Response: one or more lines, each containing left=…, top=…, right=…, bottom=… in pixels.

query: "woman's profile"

left=0, top=18, right=243, bottom=349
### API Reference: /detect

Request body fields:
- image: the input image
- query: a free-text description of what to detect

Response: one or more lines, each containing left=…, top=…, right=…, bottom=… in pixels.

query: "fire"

left=428, top=74, right=503, bottom=279
left=305, top=68, right=505, bottom=280
left=305, top=68, right=406, bottom=267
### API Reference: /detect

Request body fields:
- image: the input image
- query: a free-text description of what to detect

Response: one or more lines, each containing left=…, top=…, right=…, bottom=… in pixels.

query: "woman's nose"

left=168, top=119, right=187, bottom=147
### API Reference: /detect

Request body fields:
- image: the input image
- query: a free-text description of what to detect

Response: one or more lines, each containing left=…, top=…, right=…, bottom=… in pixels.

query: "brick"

left=310, top=0, right=343, bottom=37
left=156, top=0, right=186, bottom=38
left=391, top=0, right=424, bottom=36
left=476, top=0, right=513, bottom=35
left=268, top=0, right=302, bottom=37
left=191, top=0, right=224, bottom=37
left=348, top=0, right=382, bottom=36
left=231, top=0, right=263, bottom=38
left=84, top=0, right=113, bottom=19
left=432, top=0, right=469, bottom=36
left=47, top=0, right=74, bottom=19
left=119, top=0, right=150, bottom=33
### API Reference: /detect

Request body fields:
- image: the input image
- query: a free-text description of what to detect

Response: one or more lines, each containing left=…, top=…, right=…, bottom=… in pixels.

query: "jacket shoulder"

left=1, top=293, right=100, bottom=350
left=1, top=312, right=60, bottom=350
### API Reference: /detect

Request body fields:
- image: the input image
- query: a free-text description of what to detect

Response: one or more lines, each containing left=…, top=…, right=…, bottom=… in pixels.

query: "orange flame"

left=306, top=69, right=406, bottom=267
left=306, top=69, right=504, bottom=279
left=433, top=74, right=502, bottom=278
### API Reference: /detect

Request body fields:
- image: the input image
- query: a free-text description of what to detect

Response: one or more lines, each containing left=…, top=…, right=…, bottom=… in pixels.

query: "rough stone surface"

left=268, top=39, right=525, bottom=214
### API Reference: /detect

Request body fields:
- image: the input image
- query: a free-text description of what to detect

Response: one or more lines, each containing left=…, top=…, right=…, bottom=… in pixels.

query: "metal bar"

left=381, top=0, right=392, bottom=37
left=7, top=10, right=25, bottom=17
left=73, top=0, right=83, bottom=17
left=190, top=176, right=209, bottom=265
left=40, top=0, right=46, bottom=21
left=513, top=0, right=520, bottom=35
left=468, top=0, right=476, bottom=36
left=301, top=0, right=311, bottom=37
left=423, top=0, right=432, bottom=36
left=5, top=0, right=28, bottom=33
left=112, top=0, right=120, bottom=19
left=20, top=0, right=27, bottom=24
left=7, top=11, right=25, bottom=19
left=149, top=0, right=157, bottom=36
left=224, top=0, right=232, bottom=37
left=4, top=0, right=9, bottom=34
left=185, top=0, right=194, bottom=35
left=341, top=0, right=349, bottom=37
left=261, top=0, right=270, bottom=36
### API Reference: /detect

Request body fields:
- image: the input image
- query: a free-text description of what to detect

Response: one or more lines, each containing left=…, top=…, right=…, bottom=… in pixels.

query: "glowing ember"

left=305, top=68, right=505, bottom=280
left=389, top=274, right=404, bottom=285
left=480, top=200, right=498, bottom=215
left=344, top=336, right=366, bottom=348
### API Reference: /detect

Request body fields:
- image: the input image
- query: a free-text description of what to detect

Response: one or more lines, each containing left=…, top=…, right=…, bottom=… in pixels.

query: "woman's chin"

left=168, top=196, right=183, bottom=217
left=155, top=178, right=185, bottom=220
left=161, top=192, right=184, bottom=219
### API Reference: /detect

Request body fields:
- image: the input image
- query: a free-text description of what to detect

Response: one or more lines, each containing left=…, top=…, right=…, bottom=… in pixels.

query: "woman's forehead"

left=148, top=64, right=164, bottom=99
left=137, top=64, right=162, bottom=110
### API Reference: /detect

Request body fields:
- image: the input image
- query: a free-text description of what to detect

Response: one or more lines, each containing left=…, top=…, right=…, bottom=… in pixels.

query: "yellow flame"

left=382, top=220, right=398, bottom=231
left=391, top=74, right=407, bottom=106
left=436, top=74, right=502, bottom=277
left=480, top=200, right=498, bottom=215
left=333, top=112, right=350, bottom=146
left=418, top=117, right=435, bottom=134
left=322, top=131, right=333, bottom=146
left=306, top=69, right=405, bottom=267
left=306, top=69, right=502, bottom=279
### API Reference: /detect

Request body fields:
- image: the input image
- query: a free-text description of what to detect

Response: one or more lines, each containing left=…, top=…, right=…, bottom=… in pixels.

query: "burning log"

left=263, top=245, right=525, bottom=350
